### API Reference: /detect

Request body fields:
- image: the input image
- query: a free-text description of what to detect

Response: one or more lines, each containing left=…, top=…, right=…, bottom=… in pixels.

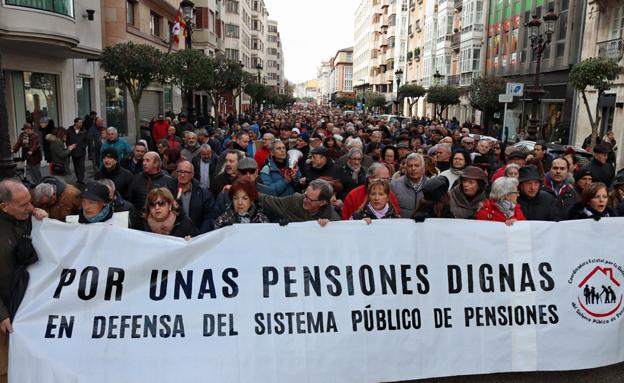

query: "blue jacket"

left=259, top=157, right=301, bottom=197
left=101, top=138, right=133, bottom=165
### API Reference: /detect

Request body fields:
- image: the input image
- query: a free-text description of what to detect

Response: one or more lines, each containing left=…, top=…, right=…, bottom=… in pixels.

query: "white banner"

left=9, top=218, right=624, bottom=382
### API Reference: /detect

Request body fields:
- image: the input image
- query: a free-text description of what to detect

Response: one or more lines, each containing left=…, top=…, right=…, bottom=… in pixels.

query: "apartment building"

left=484, top=0, right=583, bottom=143
left=405, top=0, right=426, bottom=116
left=266, top=19, right=284, bottom=94
left=317, top=61, right=333, bottom=104
left=354, top=0, right=373, bottom=93
left=329, top=47, right=355, bottom=100
left=1, top=0, right=102, bottom=143
left=573, top=0, right=624, bottom=165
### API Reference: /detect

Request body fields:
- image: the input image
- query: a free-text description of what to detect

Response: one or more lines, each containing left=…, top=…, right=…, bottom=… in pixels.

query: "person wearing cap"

left=99, top=127, right=132, bottom=166
left=517, top=165, right=558, bottom=221
left=302, top=146, right=349, bottom=196
left=391, top=153, right=428, bottom=218
left=128, top=151, right=177, bottom=212
left=94, top=147, right=134, bottom=201
left=254, top=133, right=275, bottom=170
left=580, top=143, right=615, bottom=187
left=174, top=161, right=215, bottom=233
left=573, top=169, right=593, bottom=197
left=475, top=176, right=526, bottom=225
left=77, top=181, right=114, bottom=224
left=491, top=148, right=527, bottom=182
left=608, top=173, right=624, bottom=216
left=543, top=157, right=578, bottom=218
left=260, top=139, right=301, bottom=197
left=449, top=166, right=488, bottom=219
left=412, top=176, right=453, bottom=221
left=12, top=123, right=42, bottom=185
left=309, top=132, right=324, bottom=150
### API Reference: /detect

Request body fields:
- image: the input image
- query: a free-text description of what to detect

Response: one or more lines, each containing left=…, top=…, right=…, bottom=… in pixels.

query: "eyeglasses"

left=350, top=157, right=363, bottom=161
left=239, top=169, right=256, bottom=175
left=304, top=193, right=321, bottom=203
left=148, top=200, right=168, bottom=208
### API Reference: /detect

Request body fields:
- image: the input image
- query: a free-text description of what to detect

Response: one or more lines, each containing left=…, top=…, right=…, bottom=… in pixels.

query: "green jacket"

left=258, top=193, right=340, bottom=223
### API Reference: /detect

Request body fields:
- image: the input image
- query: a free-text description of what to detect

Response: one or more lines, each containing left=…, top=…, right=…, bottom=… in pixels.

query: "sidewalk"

left=16, top=158, right=98, bottom=188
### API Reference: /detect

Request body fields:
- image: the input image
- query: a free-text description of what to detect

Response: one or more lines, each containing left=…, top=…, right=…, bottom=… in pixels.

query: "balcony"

left=451, top=32, right=461, bottom=50
left=455, top=0, right=462, bottom=10
left=598, top=38, right=624, bottom=62
left=447, top=74, right=460, bottom=87
left=414, top=20, right=421, bottom=32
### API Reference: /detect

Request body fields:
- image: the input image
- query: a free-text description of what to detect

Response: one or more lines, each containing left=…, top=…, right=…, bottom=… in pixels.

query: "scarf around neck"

left=367, top=202, right=389, bottom=219
left=85, top=204, right=112, bottom=223
left=496, top=199, right=516, bottom=218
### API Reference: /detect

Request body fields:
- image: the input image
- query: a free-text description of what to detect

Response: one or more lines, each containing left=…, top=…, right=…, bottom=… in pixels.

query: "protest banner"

left=9, top=218, right=624, bottom=382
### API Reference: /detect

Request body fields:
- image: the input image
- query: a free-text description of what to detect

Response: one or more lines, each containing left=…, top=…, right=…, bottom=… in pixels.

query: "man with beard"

left=95, top=148, right=134, bottom=200
left=342, top=148, right=366, bottom=195
left=211, top=149, right=243, bottom=195
left=192, top=144, right=218, bottom=189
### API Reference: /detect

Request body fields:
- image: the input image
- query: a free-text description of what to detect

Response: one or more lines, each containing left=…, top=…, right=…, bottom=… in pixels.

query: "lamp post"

left=180, top=0, right=195, bottom=120
left=525, top=8, right=558, bottom=139
left=433, top=70, right=443, bottom=86
left=255, top=63, right=263, bottom=83
left=0, top=53, right=16, bottom=180
left=238, top=61, right=244, bottom=117
left=395, top=68, right=403, bottom=115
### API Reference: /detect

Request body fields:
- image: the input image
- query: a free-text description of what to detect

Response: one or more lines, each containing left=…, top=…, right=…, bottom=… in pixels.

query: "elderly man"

left=121, top=142, right=147, bottom=175
left=342, top=163, right=401, bottom=220
left=128, top=151, right=177, bottom=212
left=302, top=146, right=348, bottom=191
left=391, top=153, right=428, bottom=218
left=175, top=161, right=214, bottom=233
left=212, top=149, right=243, bottom=195
left=1, top=180, right=47, bottom=383
left=94, top=147, right=134, bottom=200
left=260, top=139, right=301, bottom=197
left=461, top=136, right=475, bottom=152
left=342, top=147, right=367, bottom=195
left=32, top=176, right=81, bottom=222
left=517, top=165, right=558, bottom=221
left=258, top=178, right=340, bottom=224
left=166, top=126, right=182, bottom=149
left=152, top=114, right=170, bottom=143
left=336, top=137, right=374, bottom=169
left=180, top=131, right=201, bottom=161
left=543, top=157, right=578, bottom=219
left=581, top=143, right=615, bottom=186
left=100, top=127, right=132, bottom=165
left=254, top=133, right=275, bottom=170
left=192, top=144, right=217, bottom=189
left=435, top=143, right=452, bottom=172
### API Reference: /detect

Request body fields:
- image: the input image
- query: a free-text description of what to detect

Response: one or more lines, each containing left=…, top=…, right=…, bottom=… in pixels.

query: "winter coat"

left=152, top=121, right=170, bottom=142
left=254, top=147, right=271, bottom=170
left=260, top=157, right=301, bottom=197
left=133, top=213, right=199, bottom=238
left=475, top=199, right=526, bottom=222
left=258, top=193, right=340, bottom=223
left=214, top=204, right=269, bottom=229
left=120, top=157, right=143, bottom=175
left=100, top=138, right=133, bottom=163
left=351, top=203, right=399, bottom=220
left=212, top=182, right=275, bottom=219
left=48, top=137, right=71, bottom=168
left=449, top=185, right=487, bottom=219
left=192, top=155, right=218, bottom=188
left=581, top=159, right=615, bottom=187
left=342, top=164, right=367, bottom=195
left=390, top=176, right=429, bottom=218
left=12, top=132, right=42, bottom=165
left=37, top=176, right=81, bottom=221
left=341, top=184, right=401, bottom=220
left=180, top=144, right=201, bottom=161
left=0, top=211, right=32, bottom=321
left=542, top=176, right=578, bottom=220
left=518, top=190, right=559, bottom=221
left=567, top=203, right=617, bottom=221
left=66, top=126, right=89, bottom=158
left=94, top=164, right=134, bottom=201
left=176, top=179, right=215, bottom=233
left=128, top=171, right=177, bottom=212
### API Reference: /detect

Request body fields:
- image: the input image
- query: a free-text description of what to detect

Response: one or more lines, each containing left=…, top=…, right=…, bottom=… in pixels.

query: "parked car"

left=377, top=114, right=406, bottom=125
left=512, top=140, right=593, bottom=167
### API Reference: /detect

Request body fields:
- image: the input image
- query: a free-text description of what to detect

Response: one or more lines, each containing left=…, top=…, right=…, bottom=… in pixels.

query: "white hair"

left=405, top=152, right=424, bottom=165
left=490, top=177, right=519, bottom=200
left=346, top=137, right=363, bottom=149
left=106, top=127, right=118, bottom=134
left=34, top=183, right=56, bottom=203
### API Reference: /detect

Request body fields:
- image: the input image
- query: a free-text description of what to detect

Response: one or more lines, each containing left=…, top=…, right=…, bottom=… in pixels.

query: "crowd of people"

left=2, top=104, right=623, bottom=382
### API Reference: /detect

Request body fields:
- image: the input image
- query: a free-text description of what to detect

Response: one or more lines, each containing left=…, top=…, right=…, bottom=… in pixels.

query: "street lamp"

left=180, top=0, right=195, bottom=120
left=525, top=8, right=559, bottom=139
left=433, top=70, right=443, bottom=86
left=238, top=61, right=244, bottom=117
left=395, top=68, right=403, bottom=115
left=255, top=63, right=263, bottom=83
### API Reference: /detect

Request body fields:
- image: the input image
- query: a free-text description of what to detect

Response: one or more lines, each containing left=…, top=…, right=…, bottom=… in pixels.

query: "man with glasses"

left=461, top=136, right=475, bottom=152
left=175, top=161, right=214, bottom=233
left=341, top=163, right=401, bottom=220
left=258, top=178, right=339, bottom=225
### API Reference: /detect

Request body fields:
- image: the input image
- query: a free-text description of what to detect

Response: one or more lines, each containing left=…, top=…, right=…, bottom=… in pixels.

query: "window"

left=150, top=12, right=162, bottom=37
left=472, top=48, right=481, bottom=71
left=268, top=35, right=277, bottom=42
left=76, top=77, right=92, bottom=120
left=127, top=1, right=135, bottom=25
left=11, top=71, right=59, bottom=137
left=225, top=49, right=239, bottom=61
left=269, top=25, right=278, bottom=33
left=226, top=0, right=239, bottom=14
left=104, top=79, right=127, bottom=136
left=209, top=11, right=215, bottom=33
left=556, top=2, right=568, bottom=57
left=225, top=23, right=239, bottom=37
left=5, top=0, right=73, bottom=17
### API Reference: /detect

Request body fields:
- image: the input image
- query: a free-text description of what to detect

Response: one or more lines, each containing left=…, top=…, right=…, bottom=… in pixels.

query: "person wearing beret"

left=517, top=165, right=559, bottom=221
left=78, top=182, right=114, bottom=224
left=580, top=143, right=615, bottom=187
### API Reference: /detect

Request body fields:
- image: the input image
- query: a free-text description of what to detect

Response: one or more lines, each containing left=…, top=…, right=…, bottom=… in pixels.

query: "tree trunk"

left=580, top=90, right=598, bottom=151
left=132, top=97, right=141, bottom=143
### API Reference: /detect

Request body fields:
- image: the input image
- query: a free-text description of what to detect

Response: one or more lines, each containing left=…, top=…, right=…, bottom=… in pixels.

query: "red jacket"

left=254, top=147, right=271, bottom=170
left=152, top=121, right=170, bottom=142
left=342, top=184, right=401, bottom=220
left=475, top=199, right=526, bottom=222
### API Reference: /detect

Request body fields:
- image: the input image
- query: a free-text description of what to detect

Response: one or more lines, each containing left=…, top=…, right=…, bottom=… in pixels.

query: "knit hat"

left=422, top=176, right=449, bottom=202
left=80, top=182, right=110, bottom=203
left=574, top=168, right=593, bottom=182
left=101, top=147, right=118, bottom=161
left=518, top=165, right=542, bottom=183
left=299, top=131, right=310, bottom=143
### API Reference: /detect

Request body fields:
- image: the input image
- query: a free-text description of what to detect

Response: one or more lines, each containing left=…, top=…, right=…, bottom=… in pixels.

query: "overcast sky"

left=264, top=0, right=357, bottom=84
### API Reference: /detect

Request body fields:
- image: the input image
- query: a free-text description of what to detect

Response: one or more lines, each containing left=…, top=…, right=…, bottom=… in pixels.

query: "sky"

left=264, top=0, right=357, bottom=84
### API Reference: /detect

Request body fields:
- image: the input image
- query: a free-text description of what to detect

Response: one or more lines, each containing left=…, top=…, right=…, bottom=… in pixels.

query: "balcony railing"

left=598, top=38, right=624, bottom=62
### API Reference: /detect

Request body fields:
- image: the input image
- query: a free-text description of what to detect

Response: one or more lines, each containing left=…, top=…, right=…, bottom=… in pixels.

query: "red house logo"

left=576, top=266, right=623, bottom=319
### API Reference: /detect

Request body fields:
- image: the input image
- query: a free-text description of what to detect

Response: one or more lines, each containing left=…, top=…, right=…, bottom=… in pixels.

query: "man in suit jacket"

left=192, top=144, right=217, bottom=190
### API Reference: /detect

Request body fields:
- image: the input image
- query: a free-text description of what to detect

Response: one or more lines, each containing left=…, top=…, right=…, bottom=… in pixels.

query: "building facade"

left=266, top=19, right=284, bottom=94
left=317, top=61, right=332, bottom=104
left=1, top=0, right=102, bottom=144
left=330, top=47, right=355, bottom=100
left=573, top=0, right=624, bottom=166
left=405, top=0, right=427, bottom=116
left=354, top=0, right=373, bottom=94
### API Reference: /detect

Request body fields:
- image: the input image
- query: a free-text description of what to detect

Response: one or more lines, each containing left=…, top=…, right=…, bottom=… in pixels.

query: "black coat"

left=128, top=171, right=177, bottom=212
left=94, top=165, right=134, bottom=201
left=120, top=157, right=143, bottom=175
left=66, top=126, right=89, bottom=158
left=518, top=190, right=559, bottom=221
left=567, top=202, right=617, bottom=221
left=176, top=179, right=215, bottom=233
left=581, top=159, right=615, bottom=187
left=192, top=155, right=218, bottom=188
left=133, top=213, right=199, bottom=238
left=302, top=160, right=351, bottom=199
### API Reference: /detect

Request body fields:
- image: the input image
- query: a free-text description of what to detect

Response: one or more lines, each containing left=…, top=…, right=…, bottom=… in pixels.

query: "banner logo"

left=570, top=259, right=624, bottom=324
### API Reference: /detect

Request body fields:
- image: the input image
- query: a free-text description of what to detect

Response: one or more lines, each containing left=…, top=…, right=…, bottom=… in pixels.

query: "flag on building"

left=172, top=10, right=187, bottom=45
